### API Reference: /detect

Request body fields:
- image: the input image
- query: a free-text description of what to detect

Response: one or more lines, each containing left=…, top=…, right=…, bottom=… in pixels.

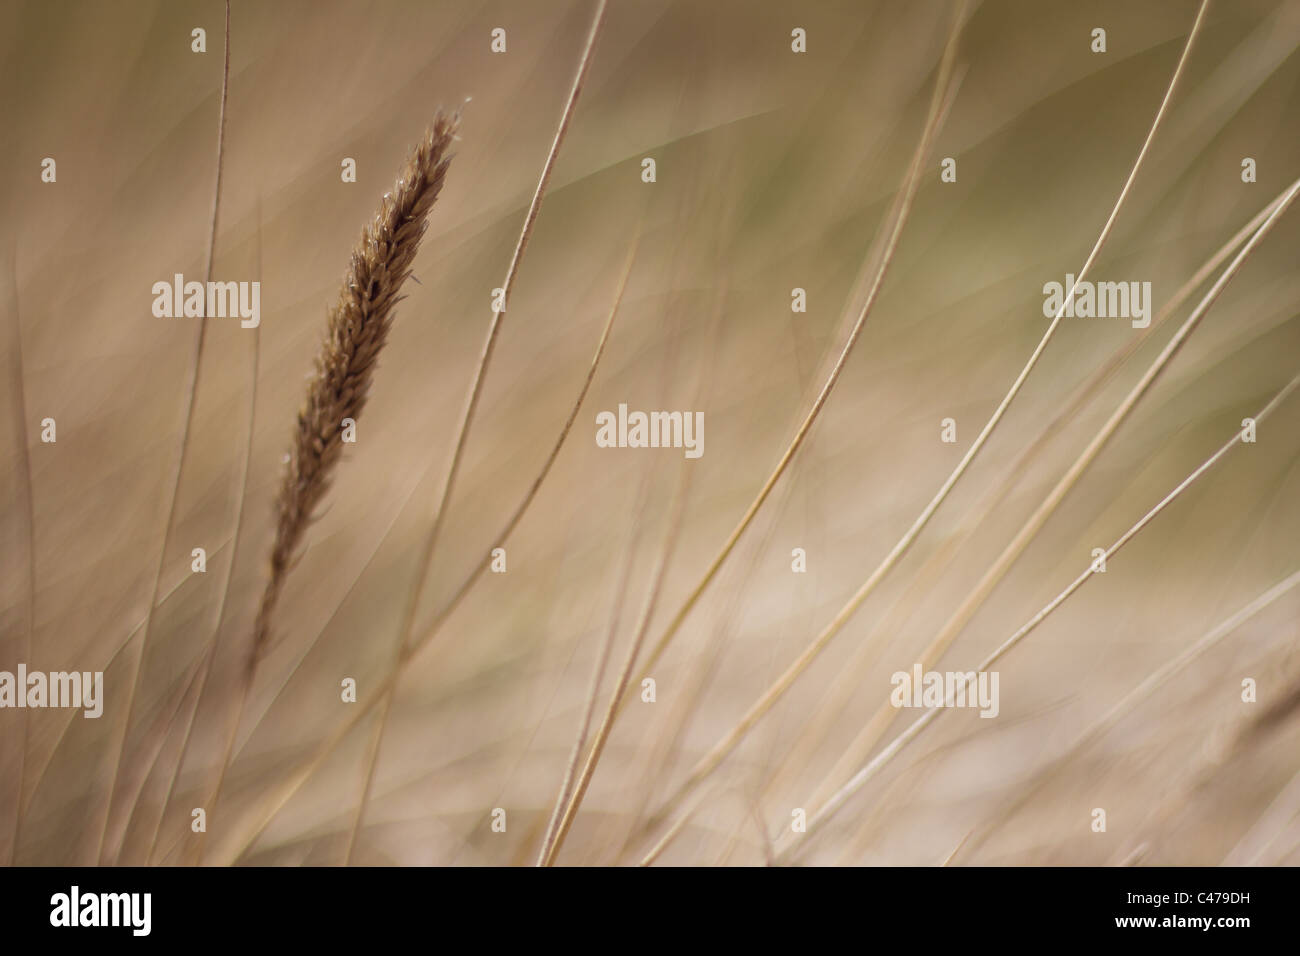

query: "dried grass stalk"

left=251, top=113, right=460, bottom=664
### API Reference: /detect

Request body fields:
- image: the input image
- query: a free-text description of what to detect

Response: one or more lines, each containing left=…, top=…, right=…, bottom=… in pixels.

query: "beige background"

left=1, top=0, right=1298, bottom=865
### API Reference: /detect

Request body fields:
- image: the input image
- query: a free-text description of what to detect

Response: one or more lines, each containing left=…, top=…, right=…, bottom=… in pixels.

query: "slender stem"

left=540, top=460, right=693, bottom=866
left=93, top=0, right=231, bottom=864
left=137, top=203, right=264, bottom=866
left=536, top=477, right=649, bottom=864
left=4, top=250, right=36, bottom=865
left=342, top=0, right=610, bottom=865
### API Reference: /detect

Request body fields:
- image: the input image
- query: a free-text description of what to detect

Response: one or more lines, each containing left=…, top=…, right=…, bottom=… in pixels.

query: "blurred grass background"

left=1, top=0, right=1298, bottom=865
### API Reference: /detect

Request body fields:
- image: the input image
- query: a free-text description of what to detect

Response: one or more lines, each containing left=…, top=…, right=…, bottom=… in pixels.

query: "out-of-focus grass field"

left=1, top=0, right=1298, bottom=865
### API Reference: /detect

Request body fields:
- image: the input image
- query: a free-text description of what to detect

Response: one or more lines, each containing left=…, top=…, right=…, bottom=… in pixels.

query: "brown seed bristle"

left=251, top=112, right=460, bottom=664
